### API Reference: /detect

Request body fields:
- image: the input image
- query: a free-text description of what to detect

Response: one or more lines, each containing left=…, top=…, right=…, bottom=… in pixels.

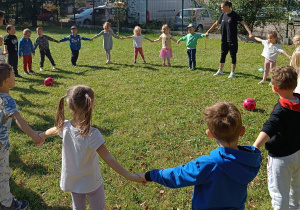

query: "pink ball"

left=44, top=77, right=54, bottom=86
left=243, top=98, right=256, bottom=111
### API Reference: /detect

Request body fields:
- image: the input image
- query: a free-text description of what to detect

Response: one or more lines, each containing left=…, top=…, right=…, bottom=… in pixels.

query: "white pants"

left=71, top=184, right=105, bottom=210
left=268, top=150, right=300, bottom=210
left=0, top=149, right=13, bottom=207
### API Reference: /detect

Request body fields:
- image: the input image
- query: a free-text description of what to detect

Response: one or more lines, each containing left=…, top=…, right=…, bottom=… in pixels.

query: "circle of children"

left=1, top=0, right=300, bottom=209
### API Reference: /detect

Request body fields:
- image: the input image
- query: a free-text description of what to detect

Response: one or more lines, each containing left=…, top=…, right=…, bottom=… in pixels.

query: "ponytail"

left=55, top=95, right=66, bottom=133
left=78, top=94, right=93, bottom=136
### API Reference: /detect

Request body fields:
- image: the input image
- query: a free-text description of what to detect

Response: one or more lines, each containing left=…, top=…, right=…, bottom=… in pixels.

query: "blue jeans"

left=187, top=48, right=196, bottom=69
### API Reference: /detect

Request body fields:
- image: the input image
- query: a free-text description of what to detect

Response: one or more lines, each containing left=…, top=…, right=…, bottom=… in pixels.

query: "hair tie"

left=85, top=93, right=89, bottom=98
left=62, top=95, right=67, bottom=99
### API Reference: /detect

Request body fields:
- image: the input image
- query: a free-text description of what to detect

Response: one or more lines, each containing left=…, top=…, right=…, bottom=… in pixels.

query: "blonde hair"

left=103, top=22, right=111, bottom=31
left=55, top=85, right=94, bottom=136
left=204, top=102, right=242, bottom=143
left=270, top=66, right=297, bottom=90
left=133, top=26, right=141, bottom=36
left=267, top=30, right=278, bottom=44
left=291, top=51, right=300, bottom=75
left=293, top=34, right=300, bottom=46
left=23, top=28, right=31, bottom=35
left=161, top=24, right=169, bottom=34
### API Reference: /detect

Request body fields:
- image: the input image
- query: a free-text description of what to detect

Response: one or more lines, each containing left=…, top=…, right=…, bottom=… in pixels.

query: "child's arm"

left=254, top=37, right=263, bottom=42
left=33, top=38, right=39, bottom=50
left=3, top=45, right=8, bottom=55
left=144, top=37, right=153, bottom=42
left=170, top=36, right=177, bottom=43
left=59, top=36, right=70, bottom=42
left=39, top=127, right=60, bottom=141
left=12, top=112, right=44, bottom=146
left=122, top=36, right=133, bottom=39
left=177, top=35, right=187, bottom=44
left=253, top=131, right=270, bottom=149
left=110, top=30, right=120, bottom=39
left=97, top=144, right=144, bottom=183
left=152, top=37, right=162, bottom=42
left=18, top=40, right=23, bottom=58
left=92, top=31, right=104, bottom=40
left=282, top=50, right=292, bottom=60
left=46, top=35, right=60, bottom=43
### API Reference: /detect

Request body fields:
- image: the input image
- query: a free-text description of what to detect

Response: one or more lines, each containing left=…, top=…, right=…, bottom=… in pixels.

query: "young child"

left=253, top=66, right=300, bottom=209
left=60, top=25, right=91, bottom=66
left=39, top=85, right=144, bottom=209
left=122, top=26, right=152, bottom=64
left=153, top=24, right=177, bottom=66
left=177, top=23, right=206, bottom=70
left=0, top=63, right=43, bottom=209
left=291, top=34, right=300, bottom=62
left=34, top=27, right=60, bottom=71
left=18, top=28, right=35, bottom=75
left=254, top=31, right=291, bottom=84
left=0, top=36, right=5, bottom=63
left=3, top=25, right=20, bottom=77
left=291, top=51, right=300, bottom=94
left=138, top=102, right=262, bottom=209
left=91, top=22, right=122, bottom=64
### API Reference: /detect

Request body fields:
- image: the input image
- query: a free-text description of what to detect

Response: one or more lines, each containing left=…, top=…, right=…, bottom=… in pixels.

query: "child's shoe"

left=214, top=69, right=223, bottom=76
left=52, top=66, right=56, bottom=70
left=167, top=63, right=171, bottom=67
left=24, top=71, right=29, bottom=75
left=143, top=60, right=146, bottom=64
left=258, top=80, right=266, bottom=85
left=29, top=70, right=34, bottom=74
left=134, top=60, right=136, bottom=64
left=2, top=198, right=29, bottom=210
left=40, top=67, right=43, bottom=71
left=106, top=60, right=111, bottom=64
left=228, top=71, right=235, bottom=78
left=269, top=82, right=272, bottom=86
left=162, top=62, right=165, bottom=66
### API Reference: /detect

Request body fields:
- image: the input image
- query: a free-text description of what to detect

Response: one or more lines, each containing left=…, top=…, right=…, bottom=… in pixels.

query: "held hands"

left=128, top=173, right=147, bottom=184
left=89, top=38, right=93, bottom=41
left=248, top=33, right=255, bottom=39
left=2, top=51, right=8, bottom=55
left=57, top=41, right=60, bottom=43
left=32, top=131, right=45, bottom=146
left=177, top=40, right=180, bottom=44
left=205, top=32, right=209, bottom=37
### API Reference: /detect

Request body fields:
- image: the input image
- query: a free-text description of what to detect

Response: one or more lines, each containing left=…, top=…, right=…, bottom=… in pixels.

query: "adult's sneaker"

left=52, top=66, right=56, bottom=70
left=228, top=71, right=236, bottom=78
left=40, top=67, right=43, bottom=71
left=2, top=198, right=29, bottom=210
left=214, top=69, right=223, bottom=76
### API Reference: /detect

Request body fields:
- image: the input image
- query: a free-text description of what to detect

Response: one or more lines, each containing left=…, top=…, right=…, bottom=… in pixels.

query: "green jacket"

left=178, top=33, right=205, bottom=49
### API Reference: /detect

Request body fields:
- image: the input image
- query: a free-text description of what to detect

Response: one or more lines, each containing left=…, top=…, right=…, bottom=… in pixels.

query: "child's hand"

left=130, top=173, right=147, bottom=184
left=19, top=56, right=22, bottom=59
left=205, top=32, right=209, bottom=37
left=120, top=37, right=124, bottom=40
left=32, top=53, right=35, bottom=56
left=57, top=41, right=60, bottom=43
left=3, top=51, right=8, bottom=55
left=90, top=38, right=94, bottom=41
left=177, top=40, right=180, bottom=44
left=33, top=131, right=45, bottom=146
left=289, top=56, right=292, bottom=60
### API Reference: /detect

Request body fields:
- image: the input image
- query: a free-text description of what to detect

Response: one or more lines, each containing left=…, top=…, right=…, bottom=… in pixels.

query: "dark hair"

left=56, top=85, right=94, bottom=136
left=0, top=63, right=12, bottom=87
left=204, top=102, right=242, bottom=143
left=270, top=66, right=298, bottom=90
left=222, top=1, right=232, bottom=8
left=0, top=10, right=5, bottom=18
left=6, top=25, right=14, bottom=32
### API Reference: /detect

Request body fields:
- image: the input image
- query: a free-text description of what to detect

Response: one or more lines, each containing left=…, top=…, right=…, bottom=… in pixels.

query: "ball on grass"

left=243, top=98, right=256, bottom=111
left=44, top=77, right=54, bottom=86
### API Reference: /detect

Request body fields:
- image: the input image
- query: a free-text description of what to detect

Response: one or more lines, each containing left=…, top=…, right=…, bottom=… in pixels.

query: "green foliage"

left=0, top=26, right=296, bottom=209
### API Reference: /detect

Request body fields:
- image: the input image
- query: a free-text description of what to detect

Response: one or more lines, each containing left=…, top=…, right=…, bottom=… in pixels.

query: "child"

left=122, top=26, right=152, bottom=64
left=254, top=31, right=291, bottom=84
left=18, top=28, right=35, bottom=75
left=3, top=25, right=20, bottom=77
left=291, top=51, right=300, bottom=94
left=0, top=63, right=43, bottom=209
left=291, top=34, right=300, bottom=62
left=60, top=25, right=91, bottom=66
left=153, top=24, right=177, bottom=66
left=0, top=36, right=5, bottom=63
left=177, top=23, right=205, bottom=70
left=39, top=85, right=144, bottom=209
left=138, top=102, right=262, bottom=209
left=91, top=22, right=122, bottom=64
left=253, top=66, right=300, bottom=209
left=34, top=27, right=60, bottom=71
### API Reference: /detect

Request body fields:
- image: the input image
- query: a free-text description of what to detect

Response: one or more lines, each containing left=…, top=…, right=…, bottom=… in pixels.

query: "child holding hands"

left=18, top=28, right=35, bottom=74
left=138, top=102, right=262, bottom=209
left=153, top=24, right=177, bottom=66
left=254, top=31, right=291, bottom=85
left=122, top=26, right=152, bottom=64
left=39, top=85, right=144, bottom=210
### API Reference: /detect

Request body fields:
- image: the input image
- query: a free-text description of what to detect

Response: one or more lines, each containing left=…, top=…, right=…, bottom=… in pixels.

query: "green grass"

left=1, top=25, right=296, bottom=209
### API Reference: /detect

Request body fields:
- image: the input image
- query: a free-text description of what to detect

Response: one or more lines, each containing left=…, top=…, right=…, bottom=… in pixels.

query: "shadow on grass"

left=251, top=108, right=267, bottom=113
left=13, top=85, right=48, bottom=95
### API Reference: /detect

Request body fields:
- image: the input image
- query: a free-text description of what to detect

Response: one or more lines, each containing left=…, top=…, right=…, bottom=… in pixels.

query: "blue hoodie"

left=146, top=146, right=262, bottom=210
left=60, top=34, right=90, bottom=51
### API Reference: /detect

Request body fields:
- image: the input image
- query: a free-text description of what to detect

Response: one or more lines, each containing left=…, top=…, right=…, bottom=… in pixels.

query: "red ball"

left=243, top=98, right=256, bottom=111
left=44, top=77, right=54, bottom=86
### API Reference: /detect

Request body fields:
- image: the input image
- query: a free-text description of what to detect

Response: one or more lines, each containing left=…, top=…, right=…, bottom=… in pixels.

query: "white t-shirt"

left=0, top=48, right=5, bottom=63
left=132, top=35, right=145, bottom=48
left=59, top=120, right=105, bottom=193
left=261, top=40, right=284, bottom=62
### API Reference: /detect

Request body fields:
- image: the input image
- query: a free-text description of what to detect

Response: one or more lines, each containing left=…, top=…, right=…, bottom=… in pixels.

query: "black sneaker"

left=24, top=71, right=29, bottom=75
left=143, top=60, right=146, bottom=64
left=2, top=198, right=29, bottom=210
left=15, top=74, right=22, bottom=78
left=29, top=70, right=34, bottom=73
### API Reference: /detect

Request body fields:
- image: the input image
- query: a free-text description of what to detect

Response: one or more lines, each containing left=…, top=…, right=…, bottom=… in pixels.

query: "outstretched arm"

left=254, top=37, right=263, bottom=42
left=205, top=21, right=219, bottom=37
left=240, top=21, right=254, bottom=39
left=253, top=131, right=270, bottom=149
left=97, top=144, right=144, bottom=183
left=152, top=37, right=162, bottom=42
left=282, top=51, right=292, bottom=60
left=171, top=36, right=177, bottom=42
left=39, top=126, right=60, bottom=140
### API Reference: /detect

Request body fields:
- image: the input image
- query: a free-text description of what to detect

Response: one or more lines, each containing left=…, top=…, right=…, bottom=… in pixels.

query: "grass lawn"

left=0, top=25, right=296, bottom=209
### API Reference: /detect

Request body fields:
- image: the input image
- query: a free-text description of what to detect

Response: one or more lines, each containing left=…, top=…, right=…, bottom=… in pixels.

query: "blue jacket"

left=146, top=146, right=262, bottom=210
left=60, top=34, right=90, bottom=50
left=18, top=37, right=35, bottom=56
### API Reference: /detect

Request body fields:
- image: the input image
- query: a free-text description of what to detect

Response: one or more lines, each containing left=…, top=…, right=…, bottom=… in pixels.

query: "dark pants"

left=71, top=49, right=79, bottom=65
left=187, top=48, right=196, bottom=69
left=40, top=49, right=55, bottom=67
left=220, top=42, right=238, bottom=64
left=7, top=53, right=18, bottom=75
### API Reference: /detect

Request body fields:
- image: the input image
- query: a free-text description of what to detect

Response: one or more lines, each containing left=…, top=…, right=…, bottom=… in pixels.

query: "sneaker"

left=40, top=67, right=43, bottom=71
left=162, top=63, right=165, bottom=66
left=167, top=63, right=171, bottom=67
left=214, top=69, right=223, bottom=76
left=269, top=82, right=272, bottom=86
left=52, top=66, right=56, bottom=70
left=24, top=71, right=29, bottom=75
left=2, top=198, right=29, bottom=210
left=29, top=70, right=34, bottom=74
left=15, top=73, right=22, bottom=78
left=228, top=72, right=235, bottom=78
left=134, top=60, right=136, bottom=64
left=258, top=80, right=266, bottom=85
left=105, top=61, right=111, bottom=64
left=143, top=60, right=146, bottom=64
left=72, top=63, right=76, bottom=66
